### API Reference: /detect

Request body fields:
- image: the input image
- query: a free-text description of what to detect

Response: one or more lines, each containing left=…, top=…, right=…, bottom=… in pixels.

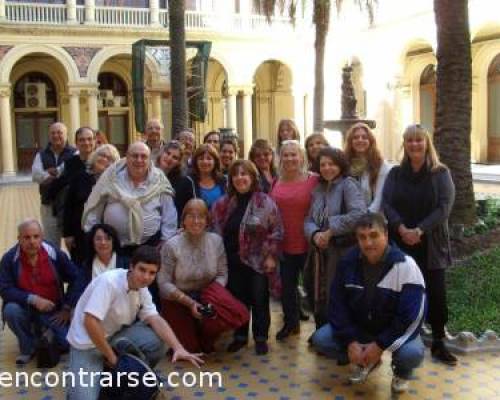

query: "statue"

left=341, top=64, right=358, bottom=119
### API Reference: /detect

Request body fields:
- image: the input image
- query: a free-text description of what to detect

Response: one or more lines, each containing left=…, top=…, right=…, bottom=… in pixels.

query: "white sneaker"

left=349, top=361, right=381, bottom=384
left=391, top=376, right=410, bottom=393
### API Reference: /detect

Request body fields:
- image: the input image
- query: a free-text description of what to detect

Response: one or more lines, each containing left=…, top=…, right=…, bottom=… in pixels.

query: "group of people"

left=0, top=117, right=457, bottom=398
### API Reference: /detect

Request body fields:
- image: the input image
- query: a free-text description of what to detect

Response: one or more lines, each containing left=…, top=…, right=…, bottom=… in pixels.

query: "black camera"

left=197, top=303, right=215, bottom=318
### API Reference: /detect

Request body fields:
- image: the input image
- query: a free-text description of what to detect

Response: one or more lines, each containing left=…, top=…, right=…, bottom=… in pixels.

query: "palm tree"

left=256, top=0, right=375, bottom=132
left=433, top=0, right=476, bottom=225
left=169, top=0, right=188, bottom=137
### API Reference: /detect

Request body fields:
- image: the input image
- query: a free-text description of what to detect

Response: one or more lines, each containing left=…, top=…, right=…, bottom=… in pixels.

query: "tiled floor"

left=0, top=184, right=499, bottom=400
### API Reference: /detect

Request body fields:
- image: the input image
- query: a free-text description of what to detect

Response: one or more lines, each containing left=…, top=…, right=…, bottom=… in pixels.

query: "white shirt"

left=83, top=167, right=177, bottom=246
left=31, top=151, right=65, bottom=184
left=67, top=269, right=158, bottom=350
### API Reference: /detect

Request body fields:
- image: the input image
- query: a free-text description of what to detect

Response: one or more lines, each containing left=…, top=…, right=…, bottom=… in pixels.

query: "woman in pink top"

left=270, top=140, right=318, bottom=340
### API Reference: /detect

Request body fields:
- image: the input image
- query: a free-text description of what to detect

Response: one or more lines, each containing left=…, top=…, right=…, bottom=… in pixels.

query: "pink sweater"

left=270, top=175, right=319, bottom=254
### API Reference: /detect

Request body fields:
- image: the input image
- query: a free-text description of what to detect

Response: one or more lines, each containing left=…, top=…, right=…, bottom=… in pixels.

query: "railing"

left=94, top=6, right=150, bottom=27
left=76, top=5, right=85, bottom=24
left=5, top=2, right=66, bottom=24
left=2, top=2, right=299, bottom=35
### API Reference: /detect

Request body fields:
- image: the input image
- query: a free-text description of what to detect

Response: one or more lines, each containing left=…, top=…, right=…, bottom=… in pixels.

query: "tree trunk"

left=433, top=0, right=476, bottom=225
left=313, top=1, right=329, bottom=132
left=169, top=0, right=188, bottom=138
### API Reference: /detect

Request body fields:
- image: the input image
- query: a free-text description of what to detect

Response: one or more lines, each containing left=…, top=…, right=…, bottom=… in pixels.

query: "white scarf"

left=92, top=252, right=117, bottom=279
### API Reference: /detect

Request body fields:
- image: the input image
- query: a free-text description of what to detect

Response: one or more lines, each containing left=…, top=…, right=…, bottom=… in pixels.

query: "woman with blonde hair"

left=63, top=144, right=120, bottom=263
left=270, top=140, right=318, bottom=340
left=276, top=119, right=300, bottom=151
left=344, top=122, right=391, bottom=213
left=305, top=132, right=329, bottom=173
left=383, top=124, right=456, bottom=366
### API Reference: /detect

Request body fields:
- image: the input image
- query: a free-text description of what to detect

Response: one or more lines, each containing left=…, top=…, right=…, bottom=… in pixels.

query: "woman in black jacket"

left=383, top=124, right=457, bottom=366
left=63, top=144, right=120, bottom=264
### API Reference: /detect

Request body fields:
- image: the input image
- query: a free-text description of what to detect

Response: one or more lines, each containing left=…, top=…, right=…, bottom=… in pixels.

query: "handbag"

left=36, top=330, right=61, bottom=369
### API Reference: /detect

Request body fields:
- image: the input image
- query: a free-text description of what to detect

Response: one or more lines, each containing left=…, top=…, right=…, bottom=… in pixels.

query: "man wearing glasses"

left=82, top=142, right=177, bottom=305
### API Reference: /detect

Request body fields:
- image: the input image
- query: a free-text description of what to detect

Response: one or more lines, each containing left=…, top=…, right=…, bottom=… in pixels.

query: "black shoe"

left=276, top=324, right=300, bottom=341
left=431, top=341, right=458, bottom=366
left=255, top=341, right=269, bottom=355
left=227, top=339, right=247, bottom=353
left=336, top=351, right=349, bottom=366
left=299, top=308, right=310, bottom=321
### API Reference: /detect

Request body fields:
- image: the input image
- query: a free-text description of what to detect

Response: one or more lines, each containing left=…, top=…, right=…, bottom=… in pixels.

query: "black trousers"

left=280, top=252, right=307, bottom=328
left=398, top=239, right=448, bottom=340
left=227, top=255, right=270, bottom=342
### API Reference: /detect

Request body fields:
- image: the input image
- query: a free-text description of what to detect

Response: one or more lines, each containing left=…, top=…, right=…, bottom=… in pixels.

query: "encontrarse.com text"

left=0, top=369, right=223, bottom=389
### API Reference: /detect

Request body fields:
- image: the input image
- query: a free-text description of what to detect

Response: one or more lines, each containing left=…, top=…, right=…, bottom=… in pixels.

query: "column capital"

left=68, top=87, right=82, bottom=96
left=229, top=84, right=254, bottom=96
left=0, top=84, right=11, bottom=97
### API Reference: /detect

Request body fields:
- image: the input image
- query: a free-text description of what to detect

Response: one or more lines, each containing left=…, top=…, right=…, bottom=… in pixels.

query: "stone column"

left=150, top=0, right=160, bottom=27
left=292, top=86, right=305, bottom=141
left=67, top=0, right=77, bottom=24
left=226, top=87, right=238, bottom=130
left=69, top=88, right=81, bottom=143
left=0, top=86, right=15, bottom=176
left=241, top=87, right=254, bottom=158
left=152, top=93, right=162, bottom=120
left=87, top=89, right=99, bottom=130
left=84, top=0, right=95, bottom=24
left=0, top=0, right=6, bottom=22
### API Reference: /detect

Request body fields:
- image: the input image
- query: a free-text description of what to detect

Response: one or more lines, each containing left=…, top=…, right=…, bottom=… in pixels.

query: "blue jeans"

left=3, top=302, right=70, bottom=355
left=66, top=320, right=167, bottom=400
left=311, top=324, right=425, bottom=379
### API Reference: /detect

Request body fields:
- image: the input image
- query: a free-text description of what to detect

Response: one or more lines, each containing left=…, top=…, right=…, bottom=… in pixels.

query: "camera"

left=197, top=303, right=215, bottom=318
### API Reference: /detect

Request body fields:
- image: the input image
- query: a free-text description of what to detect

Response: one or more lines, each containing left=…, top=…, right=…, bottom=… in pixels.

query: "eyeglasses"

left=128, top=153, right=149, bottom=160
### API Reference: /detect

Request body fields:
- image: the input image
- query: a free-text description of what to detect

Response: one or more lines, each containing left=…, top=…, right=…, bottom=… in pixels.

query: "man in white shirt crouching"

left=66, top=246, right=203, bottom=400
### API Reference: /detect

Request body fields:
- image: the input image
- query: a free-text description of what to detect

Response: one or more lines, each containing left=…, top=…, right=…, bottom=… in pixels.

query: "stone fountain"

left=324, top=64, right=376, bottom=140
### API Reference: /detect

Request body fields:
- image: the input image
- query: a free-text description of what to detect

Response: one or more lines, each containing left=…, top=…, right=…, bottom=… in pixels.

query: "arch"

left=472, top=39, right=500, bottom=162
left=87, top=45, right=159, bottom=84
left=471, top=21, right=500, bottom=42
left=187, top=49, right=236, bottom=86
left=0, top=44, right=79, bottom=84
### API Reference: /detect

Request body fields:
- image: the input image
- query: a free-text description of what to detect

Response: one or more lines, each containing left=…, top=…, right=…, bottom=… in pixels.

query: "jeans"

left=227, top=257, right=270, bottom=342
left=66, top=320, right=167, bottom=400
left=280, top=252, right=307, bottom=327
left=3, top=302, right=70, bottom=355
left=311, top=324, right=425, bottom=379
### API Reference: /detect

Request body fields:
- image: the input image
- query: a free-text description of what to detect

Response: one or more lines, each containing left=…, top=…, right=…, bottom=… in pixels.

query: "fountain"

left=324, top=64, right=376, bottom=140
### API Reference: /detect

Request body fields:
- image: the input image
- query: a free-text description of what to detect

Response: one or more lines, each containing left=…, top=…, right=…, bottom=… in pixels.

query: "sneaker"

left=15, top=353, right=34, bottom=365
left=348, top=361, right=381, bottom=384
left=391, top=375, right=410, bottom=393
left=431, top=341, right=458, bottom=366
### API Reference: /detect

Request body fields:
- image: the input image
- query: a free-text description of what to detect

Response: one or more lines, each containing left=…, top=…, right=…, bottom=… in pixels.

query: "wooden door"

left=98, top=111, right=129, bottom=156
left=15, top=112, right=57, bottom=172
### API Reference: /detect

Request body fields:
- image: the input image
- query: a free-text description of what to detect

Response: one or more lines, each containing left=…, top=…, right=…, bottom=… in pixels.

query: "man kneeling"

left=311, top=213, right=425, bottom=393
left=66, top=246, right=203, bottom=400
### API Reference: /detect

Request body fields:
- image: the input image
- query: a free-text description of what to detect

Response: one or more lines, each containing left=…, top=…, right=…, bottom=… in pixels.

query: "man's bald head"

left=126, top=141, right=151, bottom=181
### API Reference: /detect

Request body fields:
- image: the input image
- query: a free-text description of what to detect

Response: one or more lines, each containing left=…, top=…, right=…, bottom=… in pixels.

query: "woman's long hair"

left=344, top=122, right=383, bottom=190
left=191, top=143, right=224, bottom=182
left=401, top=124, right=447, bottom=172
left=249, top=139, right=277, bottom=177
left=276, top=119, right=300, bottom=150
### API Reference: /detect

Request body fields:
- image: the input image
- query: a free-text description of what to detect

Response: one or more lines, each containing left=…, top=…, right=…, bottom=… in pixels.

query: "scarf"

left=350, top=157, right=368, bottom=178
left=82, top=159, right=174, bottom=244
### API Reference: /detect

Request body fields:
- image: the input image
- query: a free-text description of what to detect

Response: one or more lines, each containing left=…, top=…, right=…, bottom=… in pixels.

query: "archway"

left=253, top=60, right=293, bottom=146
left=9, top=51, right=70, bottom=172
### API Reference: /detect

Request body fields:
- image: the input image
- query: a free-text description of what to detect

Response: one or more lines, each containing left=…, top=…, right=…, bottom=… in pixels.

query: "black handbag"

left=36, top=330, right=61, bottom=369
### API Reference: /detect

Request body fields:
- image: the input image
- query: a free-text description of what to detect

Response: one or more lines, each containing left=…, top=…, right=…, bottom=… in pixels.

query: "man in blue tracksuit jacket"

left=311, top=213, right=426, bottom=393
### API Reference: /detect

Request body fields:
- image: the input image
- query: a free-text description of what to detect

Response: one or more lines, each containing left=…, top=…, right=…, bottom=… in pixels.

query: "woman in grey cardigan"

left=304, top=147, right=366, bottom=328
left=383, top=124, right=457, bottom=366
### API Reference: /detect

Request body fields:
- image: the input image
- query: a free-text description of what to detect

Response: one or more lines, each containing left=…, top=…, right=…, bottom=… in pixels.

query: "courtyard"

left=0, top=183, right=498, bottom=399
